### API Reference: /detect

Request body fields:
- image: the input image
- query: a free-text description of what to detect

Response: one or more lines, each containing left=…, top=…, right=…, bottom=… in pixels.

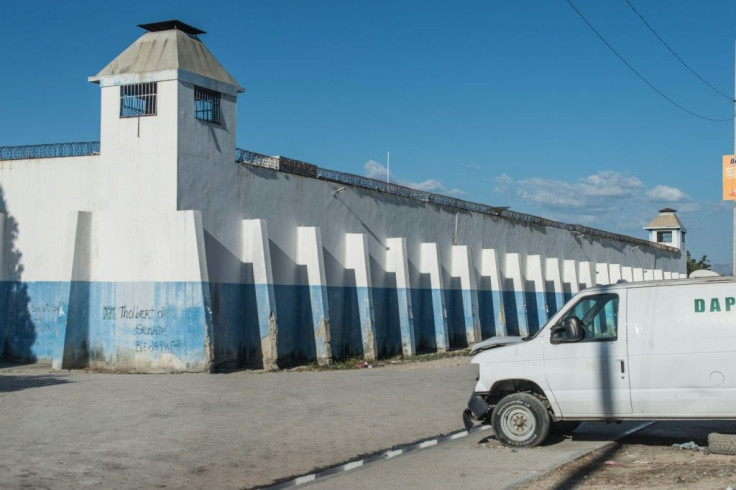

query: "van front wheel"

left=491, top=393, right=551, bottom=447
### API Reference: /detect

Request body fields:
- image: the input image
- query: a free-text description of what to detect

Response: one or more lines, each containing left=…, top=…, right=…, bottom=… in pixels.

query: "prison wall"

left=180, top=155, right=685, bottom=369
left=0, top=94, right=213, bottom=372
left=0, top=145, right=685, bottom=371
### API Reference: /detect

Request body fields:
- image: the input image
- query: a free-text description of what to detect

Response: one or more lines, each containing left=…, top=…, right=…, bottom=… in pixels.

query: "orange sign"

left=724, top=155, right=736, bottom=200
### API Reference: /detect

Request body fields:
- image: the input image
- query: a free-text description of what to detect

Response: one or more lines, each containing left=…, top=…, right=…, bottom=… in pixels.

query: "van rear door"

left=543, top=290, right=632, bottom=417
left=627, top=281, right=736, bottom=416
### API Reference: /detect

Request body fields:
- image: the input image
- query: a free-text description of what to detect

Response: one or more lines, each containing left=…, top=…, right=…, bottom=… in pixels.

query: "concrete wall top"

left=189, top=161, right=684, bottom=287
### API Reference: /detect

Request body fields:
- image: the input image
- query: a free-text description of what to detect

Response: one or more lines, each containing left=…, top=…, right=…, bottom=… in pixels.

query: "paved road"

left=307, top=422, right=646, bottom=489
left=0, top=361, right=658, bottom=489
left=0, top=361, right=478, bottom=489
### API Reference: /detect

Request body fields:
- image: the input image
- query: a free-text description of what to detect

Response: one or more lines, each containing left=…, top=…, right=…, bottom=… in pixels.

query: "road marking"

left=293, top=474, right=315, bottom=485
left=261, top=421, right=648, bottom=489
left=261, top=424, right=491, bottom=489
left=343, top=460, right=363, bottom=471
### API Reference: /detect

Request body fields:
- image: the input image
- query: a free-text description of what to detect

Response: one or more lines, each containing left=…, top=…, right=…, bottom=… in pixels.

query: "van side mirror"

left=550, top=316, right=585, bottom=344
left=564, top=316, right=584, bottom=342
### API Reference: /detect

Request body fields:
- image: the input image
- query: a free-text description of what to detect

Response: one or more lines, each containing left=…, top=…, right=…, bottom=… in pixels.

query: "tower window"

left=194, top=86, right=221, bottom=124
left=120, top=83, right=157, bottom=117
left=656, top=231, right=672, bottom=243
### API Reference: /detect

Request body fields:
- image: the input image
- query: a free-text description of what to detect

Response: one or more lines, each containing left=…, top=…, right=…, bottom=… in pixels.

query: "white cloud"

left=498, top=170, right=699, bottom=233
left=579, top=171, right=644, bottom=198
left=496, top=173, right=513, bottom=185
left=362, top=160, right=466, bottom=196
left=645, top=185, right=690, bottom=202
left=494, top=173, right=514, bottom=194
left=406, top=178, right=445, bottom=192
left=515, top=177, right=585, bottom=209
left=509, top=171, right=646, bottom=212
left=363, top=160, right=390, bottom=180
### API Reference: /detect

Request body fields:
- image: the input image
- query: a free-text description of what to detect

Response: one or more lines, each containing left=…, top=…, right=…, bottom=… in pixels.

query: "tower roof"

left=138, top=20, right=205, bottom=36
left=644, top=208, right=685, bottom=230
left=88, top=22, right=243, bottom=94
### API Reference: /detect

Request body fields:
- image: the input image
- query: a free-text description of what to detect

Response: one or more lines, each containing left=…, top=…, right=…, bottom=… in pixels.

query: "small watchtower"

left=644, top=208, right=686, bottom=251
left=86, top=20, right=244, bottom=209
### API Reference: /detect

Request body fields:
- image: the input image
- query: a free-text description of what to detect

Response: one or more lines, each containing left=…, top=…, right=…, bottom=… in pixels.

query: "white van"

left=463, top=276, right=736, bottom=447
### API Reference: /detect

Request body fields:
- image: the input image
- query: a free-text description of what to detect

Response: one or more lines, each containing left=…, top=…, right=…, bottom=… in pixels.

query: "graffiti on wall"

left=104, top=304, right=183, bottom=354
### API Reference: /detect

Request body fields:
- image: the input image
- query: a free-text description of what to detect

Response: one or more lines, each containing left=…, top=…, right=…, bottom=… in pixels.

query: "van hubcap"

left=501, top=407, right=535, bottom=441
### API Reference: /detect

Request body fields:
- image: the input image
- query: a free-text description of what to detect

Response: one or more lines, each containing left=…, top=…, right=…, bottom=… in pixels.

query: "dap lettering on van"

left=694, top=297, right=736, bottom=313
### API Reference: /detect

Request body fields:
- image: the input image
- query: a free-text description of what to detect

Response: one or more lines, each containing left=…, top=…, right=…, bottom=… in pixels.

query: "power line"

left=565, top=0, right=731, bottom=122
left=624, top=0, right=733, bottom=102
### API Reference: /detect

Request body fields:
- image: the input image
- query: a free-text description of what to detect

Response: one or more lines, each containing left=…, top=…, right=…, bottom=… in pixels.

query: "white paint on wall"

left=297, top=226, right=332, bottom=364
left=505, top=252, right=528, bottom=336
left=579, top=262, right=594, bottom=289
left=621, top=266, right=633, bottom=283
left=386, top=237, right=415, bottom=356
left=609, top=264, right=622, bottom=284
left=345, top=233, right=377, bottom=359
left=481, top=248, right=506, bottom=336
left=241, top=219, right=274, bottom=286
left=345, top=233, right=373, bottom=289
left=525, top=254, right=547, bottom=325
left=595, top=263, right=611, bottom=286
left=420, top=242, right=448, bottom=351
left=451, top=245, right=480, bottom=344
left=481, top=249, right=503, bottom=292
left=544, top=258, right=564, bottom=312
left=562, top=259, right=579, bottom=295
left=296, top=227, right=327, bottom=288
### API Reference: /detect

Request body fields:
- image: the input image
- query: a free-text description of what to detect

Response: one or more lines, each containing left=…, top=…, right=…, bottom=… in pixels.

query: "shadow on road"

left=0, top=374, right=70, bottom=393
left=618, top=420, right=736, bottom=447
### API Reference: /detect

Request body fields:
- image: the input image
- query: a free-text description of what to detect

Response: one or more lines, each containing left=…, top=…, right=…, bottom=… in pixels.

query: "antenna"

left=386, top=151, right=390, bottom=184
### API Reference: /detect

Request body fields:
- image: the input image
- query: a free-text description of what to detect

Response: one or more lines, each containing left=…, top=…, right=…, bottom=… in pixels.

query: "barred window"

left=120, top=83, right=157, bottom=117
left=194, top=86, right=221, bottom=124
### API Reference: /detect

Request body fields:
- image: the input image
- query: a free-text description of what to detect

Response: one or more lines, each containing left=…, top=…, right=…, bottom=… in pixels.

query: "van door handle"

left=618, top=360, right=626, bottom=376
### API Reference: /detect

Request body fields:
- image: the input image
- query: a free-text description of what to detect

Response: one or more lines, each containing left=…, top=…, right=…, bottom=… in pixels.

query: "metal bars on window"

left=120, top=83, right=157, bottom=117
left=194, top=86, right=221, bottom=124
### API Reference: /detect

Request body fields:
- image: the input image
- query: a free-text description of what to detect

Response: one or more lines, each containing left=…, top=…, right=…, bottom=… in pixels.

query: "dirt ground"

left=519, top=421, right=736, bottom=489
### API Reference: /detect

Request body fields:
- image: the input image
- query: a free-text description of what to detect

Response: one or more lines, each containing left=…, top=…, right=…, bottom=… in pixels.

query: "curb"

left=258, top=425, right=493, bottom=489
left=258, top=421, right=655, bottom=489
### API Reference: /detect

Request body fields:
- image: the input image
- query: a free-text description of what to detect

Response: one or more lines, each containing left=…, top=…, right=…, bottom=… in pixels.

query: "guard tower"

left=87, top=20, right=244, bottom=210
left=644, top=208, right=686, bottom=251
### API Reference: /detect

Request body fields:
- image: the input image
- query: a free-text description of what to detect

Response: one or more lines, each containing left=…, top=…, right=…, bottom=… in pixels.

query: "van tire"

left=708, top=433, right=736, bottom=455
left=491, top=393, right=551, bottom=447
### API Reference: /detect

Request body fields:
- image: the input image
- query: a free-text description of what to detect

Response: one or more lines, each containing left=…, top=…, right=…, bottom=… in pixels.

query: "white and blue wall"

left=0, top=24, right=686, bottom=372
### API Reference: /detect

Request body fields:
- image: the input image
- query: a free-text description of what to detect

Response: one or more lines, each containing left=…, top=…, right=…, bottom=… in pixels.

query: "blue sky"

left=2, top=1, right=736, bottom=264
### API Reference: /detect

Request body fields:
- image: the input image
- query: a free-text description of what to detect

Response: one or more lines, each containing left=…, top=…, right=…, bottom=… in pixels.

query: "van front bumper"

left=462, top=393, right=491, bottom=431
